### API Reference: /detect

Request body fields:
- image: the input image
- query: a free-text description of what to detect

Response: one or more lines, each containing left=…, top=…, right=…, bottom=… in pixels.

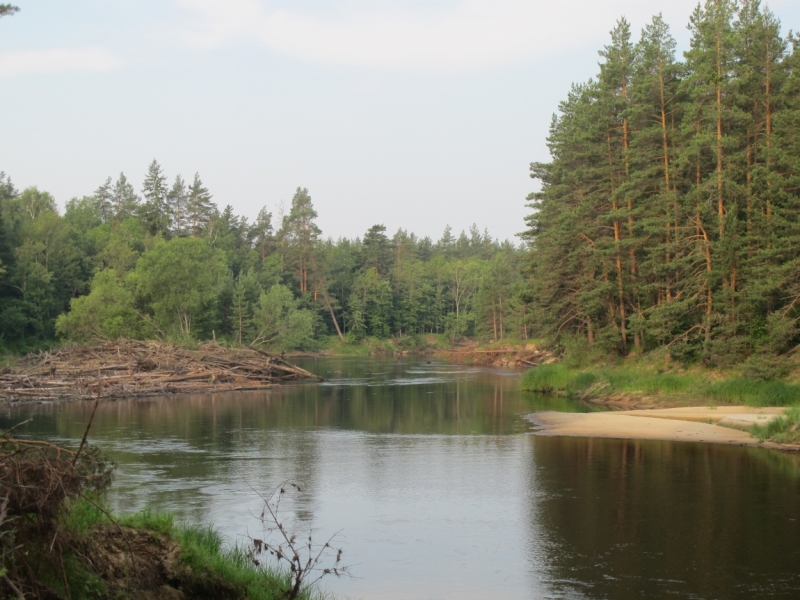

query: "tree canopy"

left=522, top=1, right=800, bottom=369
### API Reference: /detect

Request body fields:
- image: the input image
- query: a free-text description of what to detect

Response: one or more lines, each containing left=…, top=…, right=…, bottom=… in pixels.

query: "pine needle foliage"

left=523, top=2, right=800, bottom=366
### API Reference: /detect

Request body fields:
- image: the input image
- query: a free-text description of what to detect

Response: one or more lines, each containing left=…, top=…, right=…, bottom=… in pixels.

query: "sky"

left=1, top=1, right=798, bottom=242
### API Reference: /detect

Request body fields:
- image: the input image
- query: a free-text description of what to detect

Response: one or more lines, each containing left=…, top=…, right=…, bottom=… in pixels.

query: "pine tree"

left=630, top=14, right=686, bottom=346
left=250, top=207, right=274, bottom=261
left=167, top=175, right=189, bottom=237
left=279, top=188, right=321, bottom=294
left=361, top=225, right=393, bottom=276
left=111, top=173, right=140, bottom=227
left=186, top=173, right=215, bottom=236
left=678, top=0, right=741, bottom=356
left=94, top=177, right=114, bottom=223
left=598, top=18, right=638, bottom=351
left=140, top=160, right=171, bottom=236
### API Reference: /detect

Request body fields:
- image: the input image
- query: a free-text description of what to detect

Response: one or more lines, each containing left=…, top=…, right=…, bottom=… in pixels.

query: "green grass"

left=318, top=335, right=373, bottom=356
left=751, top=406, right=800, bottom=444
left=521, top=364, right=800, bottom=408
left=520, top=363, right=580, bottom=393
left=52, top=498, right=321, bottom=600
left=122, top=505, right=320, bottom=600
left=172, top=524, right=301, bottom=600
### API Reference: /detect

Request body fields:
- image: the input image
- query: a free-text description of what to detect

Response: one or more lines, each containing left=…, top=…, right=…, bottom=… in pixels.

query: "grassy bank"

left=750, top=406, right=800, bottom=444
left=522, top=361, right=800, bottom=445
left=521, top=363, right=800, bottom=408
left=73, top=500, right=309, bottom=599
left=12, top=496, right=319, bottom=600
left=0, top=432, right=330, bottom=599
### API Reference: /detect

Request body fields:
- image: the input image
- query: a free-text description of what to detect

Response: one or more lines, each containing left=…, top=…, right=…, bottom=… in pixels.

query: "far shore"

left=528, top=407, right=800, bottom=452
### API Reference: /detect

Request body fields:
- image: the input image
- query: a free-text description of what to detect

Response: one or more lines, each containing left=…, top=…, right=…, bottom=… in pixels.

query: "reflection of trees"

left=0, top=359, right=593, bottom=544
left=528, top=436, right=800, bottom=599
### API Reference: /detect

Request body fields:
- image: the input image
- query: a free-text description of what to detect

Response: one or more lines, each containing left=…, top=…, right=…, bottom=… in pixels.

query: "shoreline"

left=527, top=406, right=800, bottom=452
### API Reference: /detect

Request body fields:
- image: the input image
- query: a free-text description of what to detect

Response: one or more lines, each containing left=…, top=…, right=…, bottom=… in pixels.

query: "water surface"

left=2, top=358, right=799, bottom=599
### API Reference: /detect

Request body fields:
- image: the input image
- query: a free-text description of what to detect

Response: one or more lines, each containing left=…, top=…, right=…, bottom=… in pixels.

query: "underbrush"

left=521, top=363, right=800, bottom=407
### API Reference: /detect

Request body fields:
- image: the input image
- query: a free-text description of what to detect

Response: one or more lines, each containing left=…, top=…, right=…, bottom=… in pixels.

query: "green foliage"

left=0, top=4, right=20, bottom=18
left=2, top=160, right=528, bottom=353
left=56, top=269, right=143, bottom=341
left=253, top=284, right=315, bottom=351
left=348, top=268, right=392, bottom=338
left=522, top=2, right=800, bottom=367
left=135, top=237, right=227, bottom=337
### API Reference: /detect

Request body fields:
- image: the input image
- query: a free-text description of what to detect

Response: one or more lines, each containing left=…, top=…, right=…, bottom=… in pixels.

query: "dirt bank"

left=528, top=407, right=799, bottom=451
left=435, top=343, right=554, bottom=368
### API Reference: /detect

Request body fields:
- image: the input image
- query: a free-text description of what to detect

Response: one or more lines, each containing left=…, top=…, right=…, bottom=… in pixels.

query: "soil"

left=434, top=342, right=554, bottom=368
left=81, top=526, right=241, bottom=600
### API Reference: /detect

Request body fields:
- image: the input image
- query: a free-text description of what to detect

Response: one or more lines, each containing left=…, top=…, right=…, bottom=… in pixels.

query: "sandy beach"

left=528, top=406, right=793, bottom=448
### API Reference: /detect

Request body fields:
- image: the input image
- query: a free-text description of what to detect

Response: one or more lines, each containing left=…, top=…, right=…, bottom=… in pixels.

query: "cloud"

left=176, top=0, right=705, bottom=71
left=0, top=47, right=121, bottom=79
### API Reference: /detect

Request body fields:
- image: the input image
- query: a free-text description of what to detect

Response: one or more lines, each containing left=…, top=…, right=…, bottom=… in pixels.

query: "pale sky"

left=1, top=1, right=798, bottom=241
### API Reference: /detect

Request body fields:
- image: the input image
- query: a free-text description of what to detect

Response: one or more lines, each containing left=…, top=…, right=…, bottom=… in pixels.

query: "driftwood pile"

left=0, top=340, right=322, bottom=403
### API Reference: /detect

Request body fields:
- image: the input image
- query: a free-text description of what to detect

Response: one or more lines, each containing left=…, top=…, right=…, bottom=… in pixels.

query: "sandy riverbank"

left=528, top=406, right=798, bottom=450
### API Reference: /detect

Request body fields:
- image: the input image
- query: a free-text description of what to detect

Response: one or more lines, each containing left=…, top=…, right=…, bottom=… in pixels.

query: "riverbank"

left=309, top=334, right=552, bottom=367
left=528, top=407, right=800, bottom=451
left=0, top=431, right=330, bottom=599
left=68, top=506, right=306, bottom=600
left=521, top=362, right=800, bottom=409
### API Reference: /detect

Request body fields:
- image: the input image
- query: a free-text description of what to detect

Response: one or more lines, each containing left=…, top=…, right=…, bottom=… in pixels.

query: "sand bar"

left=528, top=406, right=789, bottom=447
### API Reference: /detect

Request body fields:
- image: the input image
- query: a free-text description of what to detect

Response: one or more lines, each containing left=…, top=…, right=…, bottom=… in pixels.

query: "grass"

left=751, top=406, right=800, bottom=444
left=318, top=335, right=374, bottom=356
left=521, top=363, right=800, bottom=408
left=52, top=498, right=320, bottom=600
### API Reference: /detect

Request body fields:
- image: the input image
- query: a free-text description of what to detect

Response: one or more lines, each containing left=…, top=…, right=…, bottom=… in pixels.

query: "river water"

left=3, top=358, right=800, bottom=599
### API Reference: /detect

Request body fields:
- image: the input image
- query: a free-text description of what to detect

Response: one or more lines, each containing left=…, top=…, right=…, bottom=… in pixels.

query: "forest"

left=0, top=166, right=527, bottom=353
left=4, top=0, right=800, bottom=371
left=523, top=0, right=800, bottom=372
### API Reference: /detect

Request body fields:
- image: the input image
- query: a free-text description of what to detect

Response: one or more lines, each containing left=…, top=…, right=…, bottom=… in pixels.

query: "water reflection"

left=529, top=436, right=800, bottom=599
left=1, top=358, right=798, bottom=599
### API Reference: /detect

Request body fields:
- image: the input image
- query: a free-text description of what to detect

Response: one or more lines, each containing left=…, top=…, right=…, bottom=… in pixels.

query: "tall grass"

left=521, top=365, right=800, bottom=407
left=56, top=500, right=320, bottom=600
left=751, top=406, right=800, bottom=444
left=520, top=364, right=580, bottom=392
left=125, top=507, right=319, bottom=600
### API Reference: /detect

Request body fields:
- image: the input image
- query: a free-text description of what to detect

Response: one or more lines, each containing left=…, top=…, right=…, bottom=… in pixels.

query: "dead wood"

left=0, top=340, right=322, bottom=403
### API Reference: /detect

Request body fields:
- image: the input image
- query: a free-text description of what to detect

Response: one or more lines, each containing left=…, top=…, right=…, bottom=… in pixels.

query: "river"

left=3, top=357, right=800, bottom=599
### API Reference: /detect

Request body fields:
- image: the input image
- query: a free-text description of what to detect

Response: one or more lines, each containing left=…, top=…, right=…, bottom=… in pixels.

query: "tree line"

left=0, top=163, right=527, bottom=352
left=523, top=0, right=800, bottom=371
